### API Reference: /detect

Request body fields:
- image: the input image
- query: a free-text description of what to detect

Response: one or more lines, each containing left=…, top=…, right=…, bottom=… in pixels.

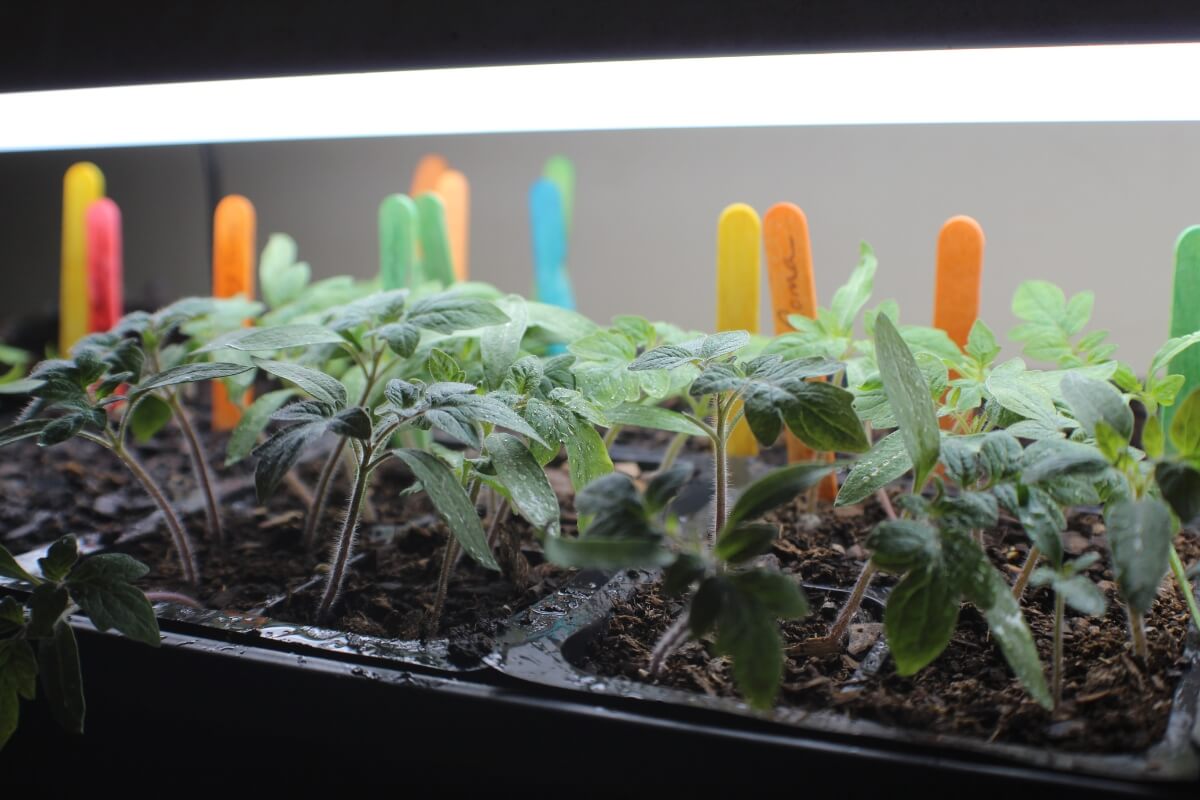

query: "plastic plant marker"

left=414, top=193, right=456, bottom=287
left=717, top=203, right=760, bottom=458
left=436, top=169, right=470, bottom=281
left=933, top=215, right=985, bottom=349
left=529, top=178, right=574, bottom=310
left=763, top=202, right=836, bottom=498
left=379, top=194, right=418, bottom=290
left=410, top=153, right=447, bottom=197
left=59, top=162, right=106, bottom=353
left=542, top=155, right=575, bottom=238
left=211, top=195, right=256, bottom=430
left=85, top=198, right=123, bottom=333
left=1165, top=225, right=1200, bottom=447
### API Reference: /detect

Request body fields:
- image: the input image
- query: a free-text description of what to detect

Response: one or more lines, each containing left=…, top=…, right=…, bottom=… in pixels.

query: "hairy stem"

left=649, top=612, right=692, bottom=675
left=1053, top=591, right=1065, bottom=710
left=116, top=445, right=198, bottom=586
left=426, top=538, right=460, bottom=636
left=144, top=591, right=202, bottom=608
left=711, top=393, right=727, bottom=550
left=168, top=394, right=223, bottom=546
left=1128, top=606, right=1148, bottom=662
left=316, top=453, right=371, bottom=623
left=1169, top=543, right=1200, bottom=631
left=1012, top=545, right=1042, bottom=600
left=304, top=436, right=348, bottom=549
left=826, top=561, right=879, bottom=644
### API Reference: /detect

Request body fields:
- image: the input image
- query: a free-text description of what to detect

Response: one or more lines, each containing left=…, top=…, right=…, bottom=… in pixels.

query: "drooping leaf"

left=602, top=403, right=709, bottom=438
left=195, top=324, right=345, bottom=354
left=405, top=293, right=510, bottom=333
left=565, top=423, right=613, bottom=492
left=252, top=421, right=327, bottom=502
left=714, top=522, right=778, bottom=564
left=38, top=620, right=85, bottom=735
left=644, top=463, right=694, bottom=514
left=874, top=314, right=940, bottom=490
left=226, top=389, right=295, bottom=466
left=66, top=554, right=159, bottom=646
left=867, top=519, right=937, bottom=573
left=38, top=536, right=78, bottom=583
left=836, top=431, right=912, bottom=506
left=0, top=543, right=39, bottom=584
left=1019, top=438, right=1109, bottom=485
left=715, top=589, right=786, bottom=710
left=486, top=433, right=560, bottom=537
left=885, top=562, right=960, bottom=675
left=127, top=394, right=172, bottom=444
left=1106, top=496, right=1172, bottom=614
left=393, top=449, right=499, bottom=571
left=480, top=295, right=529, bottom=388
left=1061, top=372, right=1133, bottom=440
left=253, top=359, right=347, bottom=409
left=0, top=638, right=38, bottom=748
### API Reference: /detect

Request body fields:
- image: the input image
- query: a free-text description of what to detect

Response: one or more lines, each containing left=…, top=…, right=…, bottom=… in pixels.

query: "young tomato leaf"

left=781, top=381, right=869, bottom=453
left=132, top=362, right=252, bottom=396
left=129, top=395, right=173, bottom=443
left=405, top=293, right=510, bottom=333
left=885, top=562, right=960, bottom=676
left=565, top=423, right=614, bottom=492
left=253, top=421, right=327, bottom=502
left=1061, top=372, right=1133, bottom=440
left=195, top=324, right=345, bottom=354
left=714, top=522, right=778, bottom=564
left=38, top=621, right=85, bottom=735
left=1019, top=439, right=1109, bottom=485
left=542, top=536, right=673, bottom=570
left=0, top=543, right=39, bottom=585
left=38, top=536, right=78, bottom=583
left=1156, top=461, right=1200, bottom=525
left=966, top=564, right=1052, bottom=709
left=66, top=555, right=160, bottom=647
left=0, top=638, right=38, bottom=748
left=714, top=590, right=786, bottom=710
left=1169, top=388, right=1200, bottom=456
left=253, top=359, right=347, bottom=409
left=1105, top=497, right=1172, bottom=614
left=480, top=295, right=529, bottom=388
left=836, top=431, right=912, bottom=506
left=393, top=449, right=499, bottom=571
left=0, top=419, right=50, bottom=449
left=602, top=403, right=709, bottom=437
left=721, top=462, right=836, bottom=535
left=874, top=314, right=940, bottom=490
left=644, top=463, right=694, bottom=514
left=486, top=433, right=560, bottom=537
left=866, top=519, right=936, bottom=573
left=226, top=389, right=295, bottom=466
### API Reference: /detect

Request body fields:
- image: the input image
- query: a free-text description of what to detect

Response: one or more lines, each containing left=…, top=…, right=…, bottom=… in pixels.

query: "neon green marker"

left=415, top=193, right=455, bottom=287
left=379, top=194, right=418, bottom=290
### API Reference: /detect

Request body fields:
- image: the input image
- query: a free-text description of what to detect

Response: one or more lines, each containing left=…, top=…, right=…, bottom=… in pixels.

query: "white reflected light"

left=3, top=42, right=1200, bottom=151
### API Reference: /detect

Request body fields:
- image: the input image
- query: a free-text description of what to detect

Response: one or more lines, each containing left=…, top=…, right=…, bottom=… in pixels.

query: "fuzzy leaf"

left=66, top=555, right=159, bottom=646
left=1061, top=372, right=1132, bottom=440
left=1156, top=461, right=1200, bottom=525
left=874, top=315, right=939, bottom=489
left=1019, top=439, right=1109, bottom=485
left=253, top=421, right=327, bottom=502
left=394, top=449, right=499, bottom=570
left=195, top=324, right=345, bottom=354
left=406, top=293, right=510, bottom=333
left=226, top=389, right=295, bottom=466
left=836, top=431, right=912, bottom=506
left=1106, top=496, right=1172, bottom=615
left=628, top=344, right=698, bottom=372
left=480, top=295, right=528, bottom=388
left=714, top=522, right=778, bottom=564
left=867, top=519, right=937, bottom=573
left=38, top=536, right=78, bottom=583
left=38, top=621, right=85, bottom=735
left=253, top=359, right=347, bottom=409
left=602, top=403, right=709, bottom=437
left=885, top=562, right=960, bottom=675
left=486, top=433, right=560, bottom=537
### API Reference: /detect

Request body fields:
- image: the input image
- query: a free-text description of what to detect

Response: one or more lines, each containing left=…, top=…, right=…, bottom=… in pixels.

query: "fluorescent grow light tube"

left=3, top=41, right=1200, bottom=151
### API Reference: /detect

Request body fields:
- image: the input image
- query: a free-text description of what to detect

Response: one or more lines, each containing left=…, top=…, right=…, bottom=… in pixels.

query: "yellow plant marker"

left=763, top=202, right=837, bottom=499
left=410, top=154, right=447, bottom=197
left=717, top=203, right=760, bottom=458
left=59, top=162, right=105, bottom=353
left=436, top=169, right=470, bottom=281
left=211, top=195, right=256, bottom=431
left=933, top=215, right=985, bottom=348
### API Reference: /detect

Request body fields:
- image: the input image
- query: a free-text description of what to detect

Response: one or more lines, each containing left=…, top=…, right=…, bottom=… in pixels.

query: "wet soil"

left=583, top=491, right=1200, bottom=754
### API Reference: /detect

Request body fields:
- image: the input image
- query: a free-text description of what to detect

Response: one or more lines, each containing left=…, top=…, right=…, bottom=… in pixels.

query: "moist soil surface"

left=0, top=395, right=583, bottom=653
left=582, top=490, right=1200, bottom=754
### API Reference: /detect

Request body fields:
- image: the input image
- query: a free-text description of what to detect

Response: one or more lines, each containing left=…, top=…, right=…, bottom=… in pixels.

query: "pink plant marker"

left=85, top=198, right=123, bottom=332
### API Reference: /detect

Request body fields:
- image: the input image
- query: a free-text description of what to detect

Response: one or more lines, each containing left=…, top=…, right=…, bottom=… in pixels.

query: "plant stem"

left=1053, top=591, right=1065, bottom=710
left=649, top=611, right=692, bottom=675
left=875, top=488, right=897, bottom=521
left=1012, top=545, right=1042, bottom=600
left=826, top=561, right=878, bottom=644
left=426, top=538, right=460, bottom=636
left=711, top=393, right=728, bottom=549
left=1169, top=543, right=1200, bottom=631
left=115, top=444, right=198, bottom=586
left=304, top=437, right=348, bottom=549
left=1128, top=606, right=1148, bottom=661
left=316, top=450, right=371, bottom=623
left=657, top=432, right=689, bottom=474
left=603, top=424, right=622, bottom=448
left=167, top=394, right=223, bottom=546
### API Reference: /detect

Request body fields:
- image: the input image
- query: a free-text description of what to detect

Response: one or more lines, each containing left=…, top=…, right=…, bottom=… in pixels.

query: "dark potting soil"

left=582, top=491, right=1200, bottom=754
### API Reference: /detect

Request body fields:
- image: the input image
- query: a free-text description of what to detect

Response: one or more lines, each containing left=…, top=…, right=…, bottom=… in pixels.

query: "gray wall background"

left=2, top=123, right=1197, bottom=366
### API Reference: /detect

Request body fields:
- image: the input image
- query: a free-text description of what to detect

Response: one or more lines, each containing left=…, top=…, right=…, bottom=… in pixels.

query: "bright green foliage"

left=1009, top=280, right=1115, bottom=367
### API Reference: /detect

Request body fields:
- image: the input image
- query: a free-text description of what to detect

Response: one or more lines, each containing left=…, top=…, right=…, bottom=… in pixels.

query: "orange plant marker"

left=716, top=204, right=760, bottom=458
left=763, top=203, right=837, bottom=500
left=211, top=195, right=256, bottom=430
left=436, top=169, right=470, bottom=281
left=933, top=215, right=985, bottom=431
left=410, top=154, right=447, bottom=197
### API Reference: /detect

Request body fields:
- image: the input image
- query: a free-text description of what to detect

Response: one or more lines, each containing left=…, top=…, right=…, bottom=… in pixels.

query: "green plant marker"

left=378, top=194, right=417, bottom=290
left=542, top=155, right=575, bottom=238
left=414, top=193, right=455, bottom=287
left=1166, top=226, right=1200, bottom=448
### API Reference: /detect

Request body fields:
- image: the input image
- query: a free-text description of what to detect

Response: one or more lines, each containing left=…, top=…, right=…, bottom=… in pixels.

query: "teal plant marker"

left=542, top=155, right=575, bottom=239
left=1166, top=225, right=1200, bottom=445
left=530, top=178, right=574, bottom=311
left=414, top=192, right=455, bottom=287
left=378, top=194, right=418, bottom=290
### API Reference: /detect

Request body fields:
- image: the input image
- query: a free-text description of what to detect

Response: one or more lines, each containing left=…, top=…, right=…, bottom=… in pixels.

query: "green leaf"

left=965, top=319, right=1001, bottom=365
left=393, top=449, right=499, bottom=571
left=700, top=331, right=751, bottom=360
left=0, top=543, right=39, bottom=584
left=729, top=570, right=809, bottom=618
left=0, top=377, right=45, bottom=395
left=715, top=591, right=786, bottom=710
left=689, top=576, right=726, bottom=636
left=830, top=243, right=877, bottom=334
left=0, top=638, right=38, bottom=748
left=968, top=565, right=1052, bottom=709
left=721, top=462, right=835, bottom=535
left=406, top=293, right=510, bottom=333
left=628, top=344, right=698, bottom=372
left=542, top=536, right=673, bottom=571
left=128, top=395, right=172, bottom=444
left=252, top=421, right=326, bottom=502
left=259, top=233, right=310, bottom=308
left=1019, top=438, right=1109, bottom=485
left=253, top=359, right=347, bottom=409
left=836, top=431, right=912, bottom=506
left=1156, top=461, right=1200, bottom=524
left=133, top=362, right=253, bottom=397
left=986, top=374, right=1059, bottom=426
left=781, top=382, right=869, bottom=453
left=1018, top=487, right=1066, bottom=567
left=565, top=423, right=614, bottom=492
left=66, top=555, right=159, bottom=646
left=1061, top=372, right=1133, bottom=440
left=663, top=553, right=707, bottom=596
left=480, top=295, right=528, bottom=388
left=874, top=314, right=940, bottom=490
left=885, top=562, right=960, bottom=675
left=38, top=536, right=78, bottom=583
left=644, top=463, right=694, bottom=514
left=226, top=389, right=295, bottom=466
left=714, top=522, right=778, bottom=564
left=979, top=431, right=1023, bottom=481
left=1169, top=388, right=1200, bottom=456
left=569, top=330, right=638, bottom=362
left=38, top=414, right=87, bottom=446
left=328, top=407, right=372, bottom=440
left=1056, top=574, right=1107, bottom=616
left=39, top=620, right=85, bottom=735
left=195, top=323, right=345, bottom=354
left=1105, top=497, right=1172, bottom=614
left=602, top=403, right=709, bottom=437
left=486, top=433, right=560, bottom=537
left=867, top=519, right=936, bottom=573
left=27, top=583, right=70, bottom=638
left=445, top=393, right=547, bottom=447
left=426, top=348, right=466, bottom=383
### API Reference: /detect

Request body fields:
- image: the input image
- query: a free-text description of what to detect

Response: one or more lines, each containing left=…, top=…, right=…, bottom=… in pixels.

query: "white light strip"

left=4, top=42, right=1200, bottom=151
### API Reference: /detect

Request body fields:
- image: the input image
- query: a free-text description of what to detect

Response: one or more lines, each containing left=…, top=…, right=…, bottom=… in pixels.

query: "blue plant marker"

left=530, top=178, right=574, bottom=310
left=379, top=194, right=417, bottom=290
